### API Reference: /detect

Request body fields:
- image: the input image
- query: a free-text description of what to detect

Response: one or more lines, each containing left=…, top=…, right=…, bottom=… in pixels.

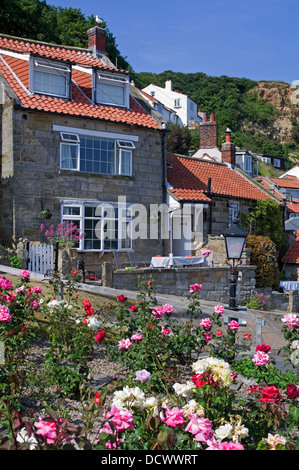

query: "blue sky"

left=48, top=0, right=298, bottom=83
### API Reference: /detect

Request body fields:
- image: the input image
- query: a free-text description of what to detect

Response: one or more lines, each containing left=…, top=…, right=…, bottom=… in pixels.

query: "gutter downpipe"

left=162, top=123, right=168, bottom=256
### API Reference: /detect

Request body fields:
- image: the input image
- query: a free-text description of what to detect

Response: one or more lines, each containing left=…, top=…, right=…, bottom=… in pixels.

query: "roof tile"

left=0, top=34, right=161, bottom=130
left=167, top=154, right=270, bottom=202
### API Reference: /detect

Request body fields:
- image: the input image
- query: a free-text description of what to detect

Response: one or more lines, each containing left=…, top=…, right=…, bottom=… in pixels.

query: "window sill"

left=58, top=169, right=134, bottom=180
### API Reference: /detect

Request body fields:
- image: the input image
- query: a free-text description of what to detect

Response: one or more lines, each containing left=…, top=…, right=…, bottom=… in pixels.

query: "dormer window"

left=95, top=72, right=129, bottom=108
left=30, top=58, right=71, bottom=98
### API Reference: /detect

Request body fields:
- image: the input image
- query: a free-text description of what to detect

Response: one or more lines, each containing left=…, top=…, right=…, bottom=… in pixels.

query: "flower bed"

left=0, top=272, right=298, bottom=451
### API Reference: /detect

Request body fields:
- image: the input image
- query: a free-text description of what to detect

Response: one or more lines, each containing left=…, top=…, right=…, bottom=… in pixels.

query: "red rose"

left=287, top=384, right=299, bottom=399
left=96, top=330, right=106, bottom=342
left=117, top=294, right=127, bottom=302
left=259, top=386, right=281, bottom=403
left=82, top=300, right=92, bottom=311
left=256, top=344, right=271, bottom=353
left=130, top=305, right=138, bottom=311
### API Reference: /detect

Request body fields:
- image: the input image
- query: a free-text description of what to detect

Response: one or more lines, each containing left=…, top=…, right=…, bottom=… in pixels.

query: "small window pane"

left=61, top=144, right=79, bottom=169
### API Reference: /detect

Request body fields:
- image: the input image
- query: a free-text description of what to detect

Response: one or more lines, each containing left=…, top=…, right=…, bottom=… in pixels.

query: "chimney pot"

left=225, top=128, right=232, bottom=143
left=203, top=112, right=208, bottom=122
left=210, top=112, right=215, bottom=122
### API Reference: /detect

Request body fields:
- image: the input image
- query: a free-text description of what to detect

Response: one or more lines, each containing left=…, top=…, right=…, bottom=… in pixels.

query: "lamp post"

left=223, top=218, right=248, bottom=311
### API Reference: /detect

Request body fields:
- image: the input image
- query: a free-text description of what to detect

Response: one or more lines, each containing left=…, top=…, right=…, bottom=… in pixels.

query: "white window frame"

left=30, top=57, right=71, bottom=98
left=60, top=132, right=80, bottom=171
left=94, top=72, right=129, bottom=108
left=59, top=133, right=134, bottom=176
left=228, top=200, right=240, bottom=226
left=174, top=98, right=181, bottom=108
left=61, top=202, right=132, bottom=252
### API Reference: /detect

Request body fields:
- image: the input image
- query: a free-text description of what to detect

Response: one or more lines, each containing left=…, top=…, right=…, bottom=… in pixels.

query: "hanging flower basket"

left=41, top=209, right=52, bottom=220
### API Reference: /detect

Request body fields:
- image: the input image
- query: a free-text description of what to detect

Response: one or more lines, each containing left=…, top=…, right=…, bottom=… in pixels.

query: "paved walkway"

left=0, top=265, right=290, bottom=365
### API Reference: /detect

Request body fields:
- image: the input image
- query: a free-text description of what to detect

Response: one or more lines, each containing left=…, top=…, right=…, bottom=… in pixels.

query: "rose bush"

left=0, top=274, right=297, bottom=450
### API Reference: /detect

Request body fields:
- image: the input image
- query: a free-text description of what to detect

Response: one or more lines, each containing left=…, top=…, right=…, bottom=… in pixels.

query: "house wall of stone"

left=203, top=196, right=255, bottom=238
left=0, top=104, right=165, bottom=271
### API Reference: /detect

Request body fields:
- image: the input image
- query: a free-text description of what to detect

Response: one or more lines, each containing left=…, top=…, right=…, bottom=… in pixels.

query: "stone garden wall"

left=104, top=264, right=256, bottom=303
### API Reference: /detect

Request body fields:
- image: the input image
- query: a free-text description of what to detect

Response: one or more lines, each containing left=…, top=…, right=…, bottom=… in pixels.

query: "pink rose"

left=200, top=317, right=212, bottom=329
left=161, top=407, right=186, bottom=428
left=163, top=304, right=174, bottom=314
left=252, top=350, right=270, bottom=366
left=0, top=277, right=13, bottom=291
left=131, top=333, right=143, bottom=343
left=118, top=338, right=132, bottom=350
left=281, top=314, right=299, bottom=330
left=103, top=405, right=134, bottom=433
left=189, top=284, right=202, bottom=293
left=32, top=300, right=40, bottom=310
left=214, top=304, right=225, bottom=315
left=19, top=270, right=30, bottom=280
left=152, top=306, right=164, bottom=318
left=217, top=441, right=244, bottom=450
left=0, top=305, right=11, bottom=322
left=204, top=333, right=212, bottom=342
left=228, top=320, right=239, bottom=331
left=34, top=417, right=69, bottom=444
left=32, top=286, right=42, bottom=294
left=185, top=414, right=213, bottom=443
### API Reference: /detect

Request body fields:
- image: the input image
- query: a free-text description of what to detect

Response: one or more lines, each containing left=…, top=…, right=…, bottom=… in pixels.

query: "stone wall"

left=106, top=265, right=257, bottom=303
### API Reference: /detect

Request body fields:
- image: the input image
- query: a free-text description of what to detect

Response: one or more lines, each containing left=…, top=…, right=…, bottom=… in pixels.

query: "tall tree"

left=0, top=0, right=132, bottom=71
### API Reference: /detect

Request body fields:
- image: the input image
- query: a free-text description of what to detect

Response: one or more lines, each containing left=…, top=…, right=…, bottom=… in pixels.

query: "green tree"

left=242, top=199, right=286, bottom=248
left=0, top=0, right=131, bottom=71
left=166, top=124, right=191, bottom=155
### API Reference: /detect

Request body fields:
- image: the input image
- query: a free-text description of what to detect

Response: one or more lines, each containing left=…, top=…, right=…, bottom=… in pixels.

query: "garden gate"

left=28, top=243, right=54, bottom=274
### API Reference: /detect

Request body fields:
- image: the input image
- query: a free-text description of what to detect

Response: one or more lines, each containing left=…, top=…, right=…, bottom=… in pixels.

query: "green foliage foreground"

left=0, top=272, right=298, bottom=450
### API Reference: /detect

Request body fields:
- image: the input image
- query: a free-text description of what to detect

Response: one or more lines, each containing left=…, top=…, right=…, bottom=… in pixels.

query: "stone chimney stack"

left=87, top=26, right=106, bottom=57
left=199, top=112, right=218, bottom=148
left=221, top=128, right=236, bottom=166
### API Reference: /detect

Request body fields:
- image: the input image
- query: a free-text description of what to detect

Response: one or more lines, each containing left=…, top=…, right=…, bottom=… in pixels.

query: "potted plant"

left=41, top=208, right=52, bottom=219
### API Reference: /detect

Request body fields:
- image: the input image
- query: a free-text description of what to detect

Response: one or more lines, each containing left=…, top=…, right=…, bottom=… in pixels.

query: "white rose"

left=215, top=423, right=233, bottom=441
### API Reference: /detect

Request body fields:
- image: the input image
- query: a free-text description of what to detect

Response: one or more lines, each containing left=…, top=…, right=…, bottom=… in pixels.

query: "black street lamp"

left=223, top=218, right=248, bottom=311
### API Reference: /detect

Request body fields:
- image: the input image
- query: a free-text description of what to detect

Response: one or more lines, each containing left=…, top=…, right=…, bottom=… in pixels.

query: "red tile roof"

left=282, top=238, right=299, bottom=263
left=0, top=34, right=161, bottom=130
left=271, top=177, right=299, bottom=189
left=167, top=154, right=271, bottom=202
left=287, top=203, right=299, bottom=213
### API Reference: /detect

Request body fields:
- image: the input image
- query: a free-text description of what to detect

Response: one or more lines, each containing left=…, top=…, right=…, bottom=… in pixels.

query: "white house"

left=142, top=80, right=202, bottom=127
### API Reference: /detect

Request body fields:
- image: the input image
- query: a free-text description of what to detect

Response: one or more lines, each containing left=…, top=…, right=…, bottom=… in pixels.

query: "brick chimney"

left=199, top=113, right=218, bottom=148
left=87, top=26, right=106, bottom=57
left=221, top=128, right=236, bottom=166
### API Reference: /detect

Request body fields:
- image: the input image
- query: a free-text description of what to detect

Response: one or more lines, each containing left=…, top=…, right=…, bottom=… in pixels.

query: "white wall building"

left=142, top=80, right=202, bottom=127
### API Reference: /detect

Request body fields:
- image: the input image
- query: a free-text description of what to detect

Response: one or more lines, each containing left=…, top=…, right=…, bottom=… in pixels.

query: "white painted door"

left=172, top=215, right=192, bottom=256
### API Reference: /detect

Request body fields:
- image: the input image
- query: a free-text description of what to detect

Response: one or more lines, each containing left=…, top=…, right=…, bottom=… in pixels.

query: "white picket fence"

left=28, top=244, right=54, bottom=274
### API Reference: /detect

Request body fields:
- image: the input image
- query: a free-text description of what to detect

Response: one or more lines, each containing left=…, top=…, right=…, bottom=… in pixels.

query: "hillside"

left=134, top=72, right=299, bottom=168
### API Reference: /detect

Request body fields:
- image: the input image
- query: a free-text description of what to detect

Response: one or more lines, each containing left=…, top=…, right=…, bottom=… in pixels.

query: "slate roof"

left=0, top=33, right=161, bottom=130
left=167, top=154, right=271, bottom=202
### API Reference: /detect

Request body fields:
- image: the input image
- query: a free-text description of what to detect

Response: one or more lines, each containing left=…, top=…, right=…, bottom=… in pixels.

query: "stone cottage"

left=166, top=122, right=281, bottom=261
left=0, top=27, right=166, bottom=274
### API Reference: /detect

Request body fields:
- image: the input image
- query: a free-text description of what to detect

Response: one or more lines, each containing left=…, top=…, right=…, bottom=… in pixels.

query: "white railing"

left=28, top=244, right=54, bottom=274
